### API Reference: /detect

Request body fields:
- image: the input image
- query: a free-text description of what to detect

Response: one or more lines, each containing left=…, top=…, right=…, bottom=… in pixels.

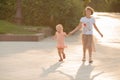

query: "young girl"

left=54, top=24, right=67, bottom=62
left=69, top=6, right=103, bottom=63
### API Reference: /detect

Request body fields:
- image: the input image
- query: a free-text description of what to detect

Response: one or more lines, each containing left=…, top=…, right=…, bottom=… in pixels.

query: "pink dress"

left=55, top=32, right=67, bottom=48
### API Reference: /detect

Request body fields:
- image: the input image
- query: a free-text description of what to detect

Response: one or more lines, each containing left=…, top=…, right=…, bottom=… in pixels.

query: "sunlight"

left=93, top=12, right=120, bottom=44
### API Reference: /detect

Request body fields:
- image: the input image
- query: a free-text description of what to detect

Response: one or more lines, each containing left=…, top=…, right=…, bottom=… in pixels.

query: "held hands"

left=68, top=32, right=73, bottom=36
left=68, top=25, right=80, bottom=36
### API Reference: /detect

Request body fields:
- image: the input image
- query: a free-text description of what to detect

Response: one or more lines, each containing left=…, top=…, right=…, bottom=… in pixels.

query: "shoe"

left=59, top=59, right=63, bottom=62
left=89, top=60, right=93, bottom=63
left=82, top=57, right=86, bottom=62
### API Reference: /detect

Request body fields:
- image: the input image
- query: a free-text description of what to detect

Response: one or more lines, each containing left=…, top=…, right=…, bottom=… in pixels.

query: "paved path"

left=0, top=13, right=120, bottom=80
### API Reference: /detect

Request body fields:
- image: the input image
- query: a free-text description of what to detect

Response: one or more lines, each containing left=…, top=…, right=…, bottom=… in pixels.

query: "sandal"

left=89, top=60, right=93, bottom=63
left=59, top=59, right=63, bottom=62
left=82, top=57, right=86, bottom=62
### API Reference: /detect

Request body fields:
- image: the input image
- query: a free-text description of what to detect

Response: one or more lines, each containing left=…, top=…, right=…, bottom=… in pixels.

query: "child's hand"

left=100, top=33, right=103, bottom=37
left=68, top=32, right=73, bottom=36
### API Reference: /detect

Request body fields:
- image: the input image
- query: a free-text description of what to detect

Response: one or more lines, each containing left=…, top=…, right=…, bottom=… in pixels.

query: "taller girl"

left=69, top=6, right=103, bottom=63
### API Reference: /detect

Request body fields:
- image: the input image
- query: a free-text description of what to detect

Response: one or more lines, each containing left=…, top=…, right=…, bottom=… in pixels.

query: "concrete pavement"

left=0, top=12, right=120, bottom=80
left=0, top=34, right=120, bottom=80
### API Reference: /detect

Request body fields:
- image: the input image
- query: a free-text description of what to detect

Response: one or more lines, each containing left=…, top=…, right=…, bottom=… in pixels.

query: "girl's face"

left=85, top=9, right=92, bottom=16
left=56, top=26, right=63, bottom=32
left=56, top=27, right=61, bottom=32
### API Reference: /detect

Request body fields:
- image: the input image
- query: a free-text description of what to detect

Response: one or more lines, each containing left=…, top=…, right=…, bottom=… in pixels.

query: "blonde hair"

left=84, top=6, right=94, bottom=15
left=56, top=24, right=63, bottom=31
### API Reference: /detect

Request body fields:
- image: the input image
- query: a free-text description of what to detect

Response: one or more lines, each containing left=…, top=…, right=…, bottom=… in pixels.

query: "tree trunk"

left=49, top=15, right=54, bottom=27
left=15, top=0, right=22, bottom=24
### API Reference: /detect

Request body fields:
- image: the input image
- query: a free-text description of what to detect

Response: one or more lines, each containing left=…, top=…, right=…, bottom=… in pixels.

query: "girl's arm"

left=64, top=32, right=68, bottom=37
left=93, top=23, right=103, bottom=37
left=68, top=22, right=82, bottom=35
left=53, top=32, right=57, bottom=40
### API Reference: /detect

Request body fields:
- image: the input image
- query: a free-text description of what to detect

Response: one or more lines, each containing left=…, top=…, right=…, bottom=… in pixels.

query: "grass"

left=0, top=20, right=41, bottom=34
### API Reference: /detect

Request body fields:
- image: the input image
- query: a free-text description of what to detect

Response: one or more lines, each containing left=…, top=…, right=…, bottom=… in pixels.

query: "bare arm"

left=52, top=32, right=57, bottom=40
left=93, top=23, right=103, bottom=37
left=68, top=22, right=82, bottom=35
left=64, top=32, right=68, bottom=37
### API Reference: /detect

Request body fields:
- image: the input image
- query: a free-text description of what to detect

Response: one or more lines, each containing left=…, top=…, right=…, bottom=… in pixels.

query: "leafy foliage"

left=89, top=0, right=120, bottom=12
left=22, top=0, right=84, bottom=32
left=0, top=0, right=119, bottom=33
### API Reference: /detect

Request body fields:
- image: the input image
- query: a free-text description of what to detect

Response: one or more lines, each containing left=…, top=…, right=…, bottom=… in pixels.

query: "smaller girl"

left=54, top=24, right=67, bottom=62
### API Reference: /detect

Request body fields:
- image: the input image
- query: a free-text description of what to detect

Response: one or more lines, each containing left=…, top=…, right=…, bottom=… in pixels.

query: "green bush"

left=0, top=0, right=85, bottom=32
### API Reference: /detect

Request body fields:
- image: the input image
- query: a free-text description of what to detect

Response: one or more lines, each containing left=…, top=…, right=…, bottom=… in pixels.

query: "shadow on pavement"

left=58, top=62, right=103, bottom=80
left=40, top=62, right=62, bottom=77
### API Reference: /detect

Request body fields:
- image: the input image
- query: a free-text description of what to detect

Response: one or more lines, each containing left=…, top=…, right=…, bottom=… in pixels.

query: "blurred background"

left=0, top=0, right=120, bottom=34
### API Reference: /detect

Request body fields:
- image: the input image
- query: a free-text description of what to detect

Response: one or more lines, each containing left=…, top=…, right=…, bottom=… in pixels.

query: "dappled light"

left=93, top=12, right=120, bottom=48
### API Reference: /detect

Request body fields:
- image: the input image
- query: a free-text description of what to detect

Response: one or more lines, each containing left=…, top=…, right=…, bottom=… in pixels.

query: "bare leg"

left=82, top=46, right=86, bottom=61
left=61, top=48, right=66, bottom=59
left=92, top=39, right=96, bottom=52
left=88, top=46, right=93, bottom=63
left=88, top=35, right=93, bottom=63
left=58, top=48, right=63, bottom=61
left=82, top=35, right=87, bottom=61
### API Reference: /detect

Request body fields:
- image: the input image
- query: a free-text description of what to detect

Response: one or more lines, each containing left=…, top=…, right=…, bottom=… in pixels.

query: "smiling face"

left=85, top=9, right=92, bottom=16
left=56, top=26, right=61, bottom=32
left=84, top=6, right=94, bottom=17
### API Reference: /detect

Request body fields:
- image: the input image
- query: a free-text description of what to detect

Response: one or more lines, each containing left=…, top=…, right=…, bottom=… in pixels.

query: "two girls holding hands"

left=54, top=6, right=103, bottom=63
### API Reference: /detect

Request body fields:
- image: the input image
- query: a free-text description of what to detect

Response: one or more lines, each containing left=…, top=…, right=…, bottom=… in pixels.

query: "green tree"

left=0, top=0, right=16, bottom=20
left=89, top=0, right=109, bottom=12
left=22, top=0, right=84, bottom=32
left=89, top=0, right=120, bottom=12
left=0, top=0, right=84, bottom=32
left=82, top=0, right=91, bottom=7
left=108, top=0, right=120, bottom=12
